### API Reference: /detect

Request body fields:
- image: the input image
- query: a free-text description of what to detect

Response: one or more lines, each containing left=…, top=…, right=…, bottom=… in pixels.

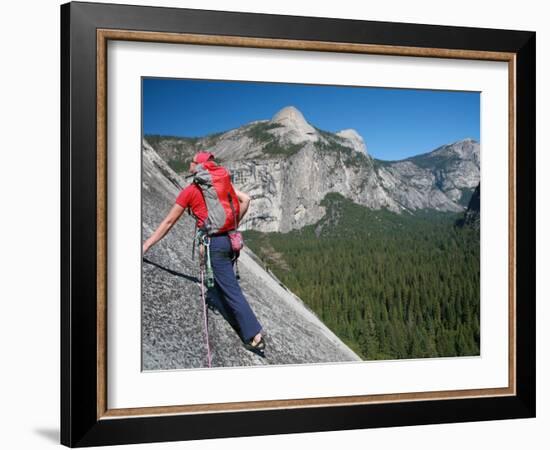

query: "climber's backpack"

left=192, top=161, right=241, bottom=237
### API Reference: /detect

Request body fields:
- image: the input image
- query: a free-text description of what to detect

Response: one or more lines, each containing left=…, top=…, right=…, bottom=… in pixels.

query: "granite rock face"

left=142, top=140, right=361, bottom=370
left=146, top=106, right=480, bottom=232
left=270, top=106, right=319, bottom=145
left=336, top=129, right=368, bottom=154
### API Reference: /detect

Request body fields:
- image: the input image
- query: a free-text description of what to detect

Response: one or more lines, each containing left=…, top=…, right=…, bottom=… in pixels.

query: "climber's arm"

left=142, top=203, right=185, bottom=254
left=235, top=189, right=251, bottom=221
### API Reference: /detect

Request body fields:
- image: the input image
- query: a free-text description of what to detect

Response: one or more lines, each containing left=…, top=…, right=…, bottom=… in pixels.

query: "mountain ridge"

left=145, top=105, right=480, bottom=232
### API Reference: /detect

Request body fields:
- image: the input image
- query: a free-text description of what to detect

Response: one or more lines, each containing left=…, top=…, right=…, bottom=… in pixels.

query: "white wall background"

left=0, top=0, right=546, bottom=449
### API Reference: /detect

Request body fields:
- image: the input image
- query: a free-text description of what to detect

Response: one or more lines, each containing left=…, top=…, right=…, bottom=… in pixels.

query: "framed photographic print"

left=60, top=1, right=536, bottom=447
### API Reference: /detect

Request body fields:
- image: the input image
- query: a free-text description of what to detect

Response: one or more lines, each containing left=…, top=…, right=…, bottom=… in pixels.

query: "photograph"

left=57, top=1, right=537, bottom=446
left=141, top=78, right=481, bottom=370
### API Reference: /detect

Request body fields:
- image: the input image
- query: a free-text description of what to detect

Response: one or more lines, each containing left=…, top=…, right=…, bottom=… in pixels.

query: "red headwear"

left=193, top=152, right=215, bottom=164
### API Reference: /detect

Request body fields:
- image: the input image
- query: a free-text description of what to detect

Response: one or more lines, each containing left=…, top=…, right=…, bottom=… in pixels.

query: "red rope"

left=199, top=264, right=212, bottom=368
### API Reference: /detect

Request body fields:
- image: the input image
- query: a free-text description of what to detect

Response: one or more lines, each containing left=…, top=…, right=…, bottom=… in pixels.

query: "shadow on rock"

left=143, top=257, right=199, bottom=283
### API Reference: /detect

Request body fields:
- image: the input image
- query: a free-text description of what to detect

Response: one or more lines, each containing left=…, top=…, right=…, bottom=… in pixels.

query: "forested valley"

left=243, top=193, right=480, bottom=361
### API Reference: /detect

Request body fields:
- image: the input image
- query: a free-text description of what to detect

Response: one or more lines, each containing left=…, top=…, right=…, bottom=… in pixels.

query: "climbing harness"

left=196, top=230, right=215, bottom=288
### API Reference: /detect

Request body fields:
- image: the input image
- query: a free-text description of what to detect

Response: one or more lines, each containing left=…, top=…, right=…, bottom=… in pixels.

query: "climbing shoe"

left=244, top=336, right=266, bottom=352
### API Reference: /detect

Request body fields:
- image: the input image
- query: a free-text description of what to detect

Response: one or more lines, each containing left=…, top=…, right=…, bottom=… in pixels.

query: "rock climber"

left=142, top=151, right=266, bottom=352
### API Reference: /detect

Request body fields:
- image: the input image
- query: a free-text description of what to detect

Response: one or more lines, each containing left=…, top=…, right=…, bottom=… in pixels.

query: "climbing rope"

left=197, top=232, right=213, bottom=368
left=199, top=258, right=212, bottom=368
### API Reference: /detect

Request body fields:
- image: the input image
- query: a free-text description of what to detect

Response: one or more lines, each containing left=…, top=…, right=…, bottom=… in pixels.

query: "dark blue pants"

left=207, top=235, right=262, bottom=343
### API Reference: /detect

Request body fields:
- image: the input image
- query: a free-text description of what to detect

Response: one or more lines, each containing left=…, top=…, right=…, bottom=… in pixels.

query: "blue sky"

left=142, top=78, right=480, bottom=161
